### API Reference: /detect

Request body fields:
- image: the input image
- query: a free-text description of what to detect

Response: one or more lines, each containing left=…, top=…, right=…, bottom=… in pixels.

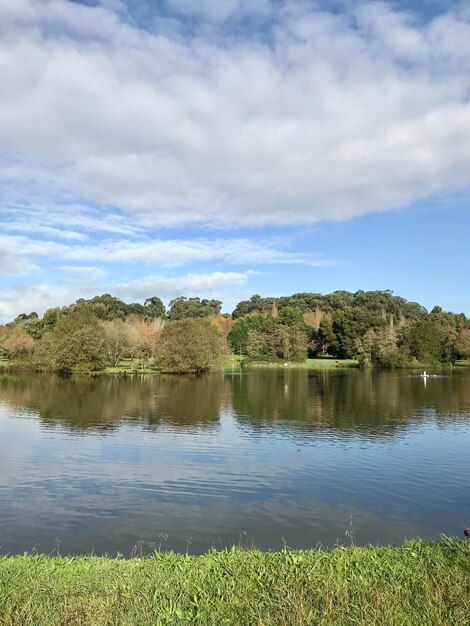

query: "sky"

left=0, top=0, right=469, bottom=322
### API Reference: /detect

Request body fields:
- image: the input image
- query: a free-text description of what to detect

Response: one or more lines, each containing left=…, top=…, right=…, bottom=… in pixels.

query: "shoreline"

left=1, top=539, right=468, bottom=625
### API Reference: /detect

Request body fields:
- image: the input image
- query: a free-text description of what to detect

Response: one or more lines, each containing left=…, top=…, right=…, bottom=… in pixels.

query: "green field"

left=225, top=356, right=358, bottom=370
left=0, top=539, right=468, bottom=625
left=103, top=358, right=161, bottom=375
left=103, top=356, right=358, bottom=374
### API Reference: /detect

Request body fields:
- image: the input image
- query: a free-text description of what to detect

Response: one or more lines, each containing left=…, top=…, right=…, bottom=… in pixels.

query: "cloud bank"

left=1, top=1, right=469, bottom=320
left=0, top=0, right=468, bottom=227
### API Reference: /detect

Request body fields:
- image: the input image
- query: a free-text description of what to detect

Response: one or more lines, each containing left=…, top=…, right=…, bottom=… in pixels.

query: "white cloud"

left=0, top=270, right=254, bottom=320
left=0, top=0, right=468, bottom=228
left=0, top=283, right=78, bottom=319
left=0, top=234, right=330, bottom=268
left=59, top=265, right=108, bottom=282
left=112, top=270, right=254, bottom=299
left=166, top=0, right=271, bottom=23
left=1, top=222, right=88, bottom=241
left=0, top=235, right=67, bottom=275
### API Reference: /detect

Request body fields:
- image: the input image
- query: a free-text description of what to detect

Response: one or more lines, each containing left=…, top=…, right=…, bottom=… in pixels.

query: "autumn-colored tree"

left=127, top=316, right=164, bottom=370
left=208, top=314, right=234, bottom=336
left=456, top=326, right=470, bottom=359
left=303, top=307, right=324, bottom=329
left=3, top=326, right=36, bottom=361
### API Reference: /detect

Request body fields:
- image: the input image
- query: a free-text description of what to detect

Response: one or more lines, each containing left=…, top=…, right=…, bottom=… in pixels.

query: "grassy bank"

left=0, top=539, right=469, bottom=625
left=225, top=355, right=358, bottom=370
left=102, top=356, right=358, bottom=374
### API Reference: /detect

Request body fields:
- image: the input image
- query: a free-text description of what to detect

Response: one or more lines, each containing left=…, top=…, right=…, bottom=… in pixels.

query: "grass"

left=225, top=356, right=358, bottom=370
left=0, top=539, right=469, bottom=625
left=103, top=359, right=161, bottom=375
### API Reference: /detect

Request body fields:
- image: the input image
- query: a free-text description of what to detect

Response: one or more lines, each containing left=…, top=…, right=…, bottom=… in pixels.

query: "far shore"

left=1, top=356, right=469, bottom=376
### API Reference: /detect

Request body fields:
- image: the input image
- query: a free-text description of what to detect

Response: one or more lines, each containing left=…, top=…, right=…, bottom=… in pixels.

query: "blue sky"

left=0, top=0, right=469, bottom=321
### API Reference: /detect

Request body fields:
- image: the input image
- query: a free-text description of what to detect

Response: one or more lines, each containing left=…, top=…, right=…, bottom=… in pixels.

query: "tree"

left=144, top=297, right=166, bottom=319
left=355, top=325, right=405, bottom=368
left=102, top=320, right=131, bottom=367
left=228, top=315, right=264, bottom=355
left=3, top=326, right=36, bottom=361
left=167, top=297, right=222, bottom=321
left=208, top=314, right=234, bottom=336
left=127, top=317, right=164, bottom=370
left=278, top=307, right=305, bottom=326
left=34, top=311, right=107, bottom=373
left=156, top=319, right=229, bottom=373
left=316, top=317, right=337, bottom=356
left=246, top=319, right=308, bottom=362
left=401, top=318, right=441, bottom=364
left=456, top=327, right=470, bottom=359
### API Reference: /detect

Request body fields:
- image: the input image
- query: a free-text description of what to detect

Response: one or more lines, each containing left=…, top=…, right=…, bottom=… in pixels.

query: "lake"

left=0, top=369, right=469, bottom=555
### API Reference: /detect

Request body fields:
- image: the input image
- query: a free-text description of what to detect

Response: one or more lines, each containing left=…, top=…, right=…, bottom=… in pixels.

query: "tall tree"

left=156, top=319, right=229, bottom=373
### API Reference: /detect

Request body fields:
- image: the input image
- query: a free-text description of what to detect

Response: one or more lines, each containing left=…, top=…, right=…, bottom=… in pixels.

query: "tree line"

left=1, top=291, right=469, bottom=373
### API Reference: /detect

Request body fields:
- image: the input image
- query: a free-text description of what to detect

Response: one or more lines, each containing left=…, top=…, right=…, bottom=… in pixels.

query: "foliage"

left=126, top=317, right=164, bottom=370
left=228, top=315, right=265, bottom=355
left=34, top=311, right=107, bottom=374
left=232, top=289, right=428, bottom=320
left=144, top=297, right=166, bottom=319
left=68, top=294, right=166, bottom=321
left=156, top=319, right=229, bottom=373
left=246, top=318, right=308, bottom=362
left=355, top=324, right=406, bottom=368
left=102, top=320, right=131, bottom=368
left=208, top=314, right=234, bottom=336
left=2, top=325, right=36, bottom=361
left=2, top=289, right=469, bottom=372
left=400, top=318, right=442, bottom=365
left=315, top=317, right=336, bottom=356
left=456, top=326, right=470, bottom=359
left=0, top=539, right=468, bottom=626
left=167, top=297, right=222, bottom=321
left=233, top=291, right=468, bottom=367
left=278, top=306, right=305, bottom=326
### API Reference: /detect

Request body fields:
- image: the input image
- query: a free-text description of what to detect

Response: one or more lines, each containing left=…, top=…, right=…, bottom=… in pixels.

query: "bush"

left=156, top=319, right=229, bottom=373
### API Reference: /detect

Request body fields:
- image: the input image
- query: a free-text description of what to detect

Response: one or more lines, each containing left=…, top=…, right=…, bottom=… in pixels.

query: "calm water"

left=0, top=369, right=469, bottom=555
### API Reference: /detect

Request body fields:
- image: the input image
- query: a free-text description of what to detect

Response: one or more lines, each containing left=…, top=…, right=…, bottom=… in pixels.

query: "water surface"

left=0, top=369, right=469, bottom=554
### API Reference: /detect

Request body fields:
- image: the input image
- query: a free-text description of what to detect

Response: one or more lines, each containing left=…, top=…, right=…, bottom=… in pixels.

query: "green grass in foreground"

left=0, top=539, right=469, bottom=626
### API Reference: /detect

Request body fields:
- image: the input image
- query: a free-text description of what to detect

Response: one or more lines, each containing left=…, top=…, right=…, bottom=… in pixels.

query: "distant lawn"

left=225, top=356, right=358, bottom=370
left=104, top=358, right=161, bottom=375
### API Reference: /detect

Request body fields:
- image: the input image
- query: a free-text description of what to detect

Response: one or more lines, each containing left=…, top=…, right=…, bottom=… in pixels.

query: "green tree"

left=278, top=307, right=305, bottom=326
left=401, top=318, right=441, bottom=365
left=144, top=297, right=166, bottom=319
left=34, top=311, right=107, bottom=373
left=228, top=316, right=264, bottom=355
left=156, top=319, right=229, bottom=373
left=167, top=297, right=222, bottom=321
left=317, top=317, right=337, bottom=356
left=246, top=319, right=308, bottom=362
